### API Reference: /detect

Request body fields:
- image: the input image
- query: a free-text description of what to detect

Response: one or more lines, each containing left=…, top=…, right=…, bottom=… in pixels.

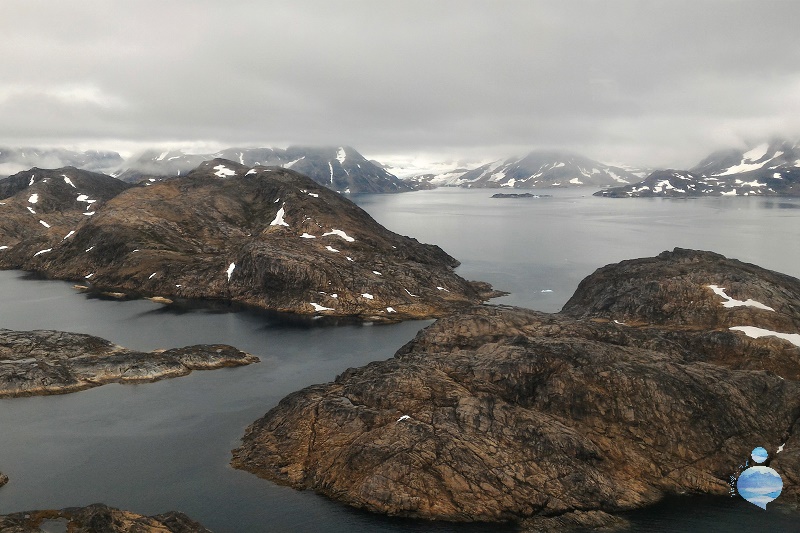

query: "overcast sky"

left=2, top=1, right=800, bottom=168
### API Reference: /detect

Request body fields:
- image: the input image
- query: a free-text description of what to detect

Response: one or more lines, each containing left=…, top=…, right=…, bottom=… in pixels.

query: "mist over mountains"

left=2, top=138, right=799, bottom=196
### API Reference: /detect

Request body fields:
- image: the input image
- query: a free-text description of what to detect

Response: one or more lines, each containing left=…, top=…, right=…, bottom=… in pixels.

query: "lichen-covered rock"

left=232, top=249, right=800, bottom=526
left=0, top=503, right=211, bottom=532
left=0, top=329, right=258, bottom=398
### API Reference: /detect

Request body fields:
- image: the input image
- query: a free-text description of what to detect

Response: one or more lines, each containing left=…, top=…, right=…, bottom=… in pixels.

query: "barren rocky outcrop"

left=0, top=160, right=499, bottom=321
left=0, top=167, right=131, bottom=258
left=0, top=329, right=258, bottom=398
left=0, top=503, right=211, bottom=532
left=232, top=249, right=800, bottom=529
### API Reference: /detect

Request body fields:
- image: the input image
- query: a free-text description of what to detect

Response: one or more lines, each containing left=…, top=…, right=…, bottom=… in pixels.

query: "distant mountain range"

left=0, top=147, right=122, bottom=177
left=598, top=139, right=800, bottom=197
left=400, top=151, right=645, bottom=189
left=0, top=146, right=411, bottom=194
left=117, top=146, right=413, bottom=194
left=3, top=139, right=800, bottom=197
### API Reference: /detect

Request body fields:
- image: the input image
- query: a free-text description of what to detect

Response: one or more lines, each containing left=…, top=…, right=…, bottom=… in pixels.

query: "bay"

left=1, top=188, right=799, bottom=531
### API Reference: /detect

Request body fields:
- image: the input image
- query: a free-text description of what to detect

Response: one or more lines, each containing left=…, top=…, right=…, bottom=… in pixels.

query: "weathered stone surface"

left=232, top=249, right=800, bottom=526
left=0, top=329, right=258, bottom=398
left=0, top=167, right=131, bottom=261
left=0, top=503, right=211, bottom=532
left=0, top=160, right=499, bottom=321
left=520, top=509, right=629, bottom=532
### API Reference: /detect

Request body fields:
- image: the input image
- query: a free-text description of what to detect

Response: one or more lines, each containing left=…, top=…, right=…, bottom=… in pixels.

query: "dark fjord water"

left=1, top=189, right=799, bottom=532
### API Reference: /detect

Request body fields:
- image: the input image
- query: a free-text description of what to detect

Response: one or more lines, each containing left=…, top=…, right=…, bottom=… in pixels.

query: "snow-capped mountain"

left=400, top=151, right=641, bottom=189
left=0, top=148, right=123, bottom=177
left=118, top=146, right=412, bottom=194
left=690, top=139, right=800, bottom=178
left=597, top=140, right=800, bottom=197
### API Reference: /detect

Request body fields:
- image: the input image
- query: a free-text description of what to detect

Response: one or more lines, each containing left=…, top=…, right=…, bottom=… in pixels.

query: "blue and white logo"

left=735, top=447, right=783, bottom=510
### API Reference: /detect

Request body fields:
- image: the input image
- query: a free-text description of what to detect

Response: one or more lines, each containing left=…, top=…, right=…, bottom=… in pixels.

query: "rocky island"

left=0, top=329, right=257, bottom=397
left=0, top=160, right=499, bottom=321
left=0, top=503, right=211, bottom=532
left=232, top=249, right=800, bottom=530
left=490, top=193, right=551, bottom=199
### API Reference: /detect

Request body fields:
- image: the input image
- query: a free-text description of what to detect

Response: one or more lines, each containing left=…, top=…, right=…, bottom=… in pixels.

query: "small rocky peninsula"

left=0, top=329, right=257, bottom=398
left=232, top=249, right=800, bottom=530
left=0, top=160, right=499, bottom=321
left=0, top=503, right=211, bottom=533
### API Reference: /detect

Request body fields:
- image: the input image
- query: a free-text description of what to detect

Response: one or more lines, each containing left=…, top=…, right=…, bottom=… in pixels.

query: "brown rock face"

left=0, top=329, right=258, bottom=398
left=231, top=249, right=800, bottom=527
left=0, top=167, right=131, bottom=264
left=0, top=503, right=211, bottom=533
left=0, top=472, right=7, bottom=487
left=1, top=159, right=498, bottom=321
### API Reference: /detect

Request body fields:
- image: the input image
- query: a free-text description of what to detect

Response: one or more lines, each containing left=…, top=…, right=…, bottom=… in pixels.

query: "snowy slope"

left=117, top=146, right=412, bottom=193
left=400, top=151, right=641, bottom=189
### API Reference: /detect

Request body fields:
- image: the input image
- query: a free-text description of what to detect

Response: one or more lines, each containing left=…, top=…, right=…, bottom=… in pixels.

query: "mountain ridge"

left=0, top=159, right=499, bottom=321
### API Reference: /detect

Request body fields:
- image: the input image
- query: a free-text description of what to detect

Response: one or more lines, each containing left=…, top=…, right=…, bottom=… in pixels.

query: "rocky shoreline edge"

left=231, top=249, right=800, bottom=530
left=0, top=329, right=258, bottom=398
left=0, top=503, right=212, bottom=533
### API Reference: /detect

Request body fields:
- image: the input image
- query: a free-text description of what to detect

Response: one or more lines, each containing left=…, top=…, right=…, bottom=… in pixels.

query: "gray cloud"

left=2, top=0, right=800, bottom=168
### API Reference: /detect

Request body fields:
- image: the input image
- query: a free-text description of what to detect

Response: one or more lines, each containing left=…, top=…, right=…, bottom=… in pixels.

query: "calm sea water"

left=1, top=188, right=799, bottom=532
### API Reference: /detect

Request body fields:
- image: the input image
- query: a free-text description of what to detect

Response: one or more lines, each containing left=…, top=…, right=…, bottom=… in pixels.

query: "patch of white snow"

left=226, top=262, right=236, bottom=281
left=729, top=326, right=800, bottom=347
left=322, top=229, right=355, bottom=242
left=270, top=204, right=289, bottom=227
left=213, top=165, right=236, bottom=178
left=743, top=143, right=769, bottom=162
left=707, top=285, right=774, bottom=311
